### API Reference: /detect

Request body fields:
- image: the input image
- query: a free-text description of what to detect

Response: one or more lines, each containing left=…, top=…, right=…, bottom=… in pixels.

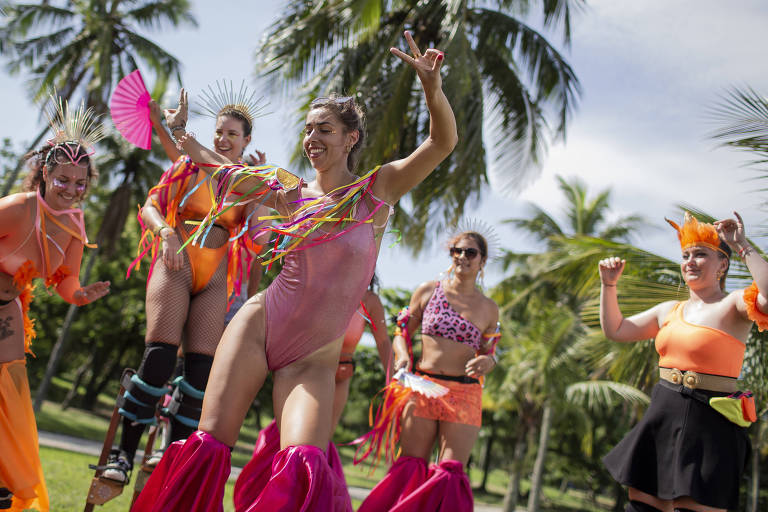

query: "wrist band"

left=739, top=246, right=753, bottom=259
left=601, top=282, right=616, bottom=287
left=170, top=124, right=186, bottom=133
left=153, top=224, right=169, bottom=237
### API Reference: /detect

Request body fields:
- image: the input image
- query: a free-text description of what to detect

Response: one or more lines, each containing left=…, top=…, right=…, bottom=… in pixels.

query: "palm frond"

left=565, top=380, right=649, bottom=411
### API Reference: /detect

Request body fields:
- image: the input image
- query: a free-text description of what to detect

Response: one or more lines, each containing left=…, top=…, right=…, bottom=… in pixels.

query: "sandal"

left=101, top=451, right=132, bottom=485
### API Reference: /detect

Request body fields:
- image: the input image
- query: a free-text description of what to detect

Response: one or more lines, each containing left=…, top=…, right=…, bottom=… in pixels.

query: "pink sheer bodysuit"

left=263, top=189, right=388, bottom=371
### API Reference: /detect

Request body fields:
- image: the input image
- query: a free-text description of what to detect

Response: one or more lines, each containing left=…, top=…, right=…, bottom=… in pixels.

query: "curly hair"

left=308, top=94, right=366, bottom=172
left=22, top=142, right=98, bottom=198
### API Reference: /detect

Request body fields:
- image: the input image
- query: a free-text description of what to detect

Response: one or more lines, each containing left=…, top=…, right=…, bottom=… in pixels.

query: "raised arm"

left=716, top=211, right=768, bottom=317
left=599, top=257, right=670, bottom=342
left=363, top=291, right=394, bottom=377
left=373, top=31, right=458, bottom=204
left=55, top=238, right=109, bottom=305
left=164, top=90, right=289, bottom=206
left=149, top=100, right=182, bottom=163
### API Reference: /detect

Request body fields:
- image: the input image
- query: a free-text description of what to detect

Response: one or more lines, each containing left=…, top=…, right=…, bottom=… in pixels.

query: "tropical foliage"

left=258, top=0, right=583, bottom=249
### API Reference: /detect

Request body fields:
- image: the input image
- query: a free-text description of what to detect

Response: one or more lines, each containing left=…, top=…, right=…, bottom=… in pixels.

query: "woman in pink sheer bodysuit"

left=133, top=31, right=457, bottom=511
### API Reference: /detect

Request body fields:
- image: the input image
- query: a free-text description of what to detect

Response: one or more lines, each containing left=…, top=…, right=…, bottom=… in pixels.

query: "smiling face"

left=680, top=245, right=728, bottom=289
left=43, top=163, right=89, bottom=209
left=450, top=235, right=486, bottom=278
left=213, top=115, right=251, bottom=161
left=303, top=107, right=359, bottom=172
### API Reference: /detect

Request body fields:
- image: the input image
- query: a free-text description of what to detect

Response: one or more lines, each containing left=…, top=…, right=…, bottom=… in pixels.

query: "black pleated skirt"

left=603, top=381, right=750, bottom=509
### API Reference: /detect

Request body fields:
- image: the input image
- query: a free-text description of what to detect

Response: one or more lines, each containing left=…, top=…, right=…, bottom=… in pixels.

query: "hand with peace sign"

left=390, top=30, right=445, bottom=94
left=163, top=88, right=189, bottom=132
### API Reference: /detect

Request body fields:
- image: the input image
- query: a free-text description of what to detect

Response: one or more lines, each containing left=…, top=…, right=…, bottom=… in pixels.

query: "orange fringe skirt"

left=0, top=359, right=49, bottom=511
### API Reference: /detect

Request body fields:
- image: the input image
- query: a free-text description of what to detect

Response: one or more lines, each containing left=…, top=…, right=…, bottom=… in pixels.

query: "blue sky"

left=2, top=0, right=768, bottom=294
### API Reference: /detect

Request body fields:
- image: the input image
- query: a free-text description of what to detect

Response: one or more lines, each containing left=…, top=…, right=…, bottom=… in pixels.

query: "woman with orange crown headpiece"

left=598, top=211, right=768, bottom=512
left=101, top=81, right=272, bottom=485
left=0, top=95, right=110, bottom=511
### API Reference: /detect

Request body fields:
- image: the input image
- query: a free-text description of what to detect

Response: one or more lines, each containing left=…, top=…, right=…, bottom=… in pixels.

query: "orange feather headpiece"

left=665, top=212, right=729, bottom=257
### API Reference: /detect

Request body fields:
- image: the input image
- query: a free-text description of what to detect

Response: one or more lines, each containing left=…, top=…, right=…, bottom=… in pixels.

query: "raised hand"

left=390, top=30, right=444, bottom=93
left=714, top=211, right=748, bottom=250
left=163, top=88, right=189, bottom=130
left=598, top=257, right=625, bottom=286
left=244, top=150, right=266, bottom=166
left=149, top=100, right=162, bottom=127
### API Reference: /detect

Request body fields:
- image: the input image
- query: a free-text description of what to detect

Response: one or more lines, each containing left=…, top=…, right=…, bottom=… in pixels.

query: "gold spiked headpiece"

left=194, top=81, right=269, bottom=125
left=44, top=94, right=105, bottom=166
left=447, top=218, right=502, bottom=261
left=665, top=212, right=728, bottom=257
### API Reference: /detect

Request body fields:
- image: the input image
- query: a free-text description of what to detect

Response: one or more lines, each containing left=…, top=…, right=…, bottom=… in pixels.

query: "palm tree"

left=0, top=0, right=196, bottom=194
left=707, top=95, right=768, bottom=511
left=257, top=0, right=583, bottom=250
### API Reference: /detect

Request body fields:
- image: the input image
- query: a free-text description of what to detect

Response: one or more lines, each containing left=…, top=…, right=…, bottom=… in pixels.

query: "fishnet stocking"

left=144, top=225, right=230, bottom=356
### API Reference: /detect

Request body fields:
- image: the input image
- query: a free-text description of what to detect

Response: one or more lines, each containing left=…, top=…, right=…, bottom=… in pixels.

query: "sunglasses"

left=449, top=247, right=479, bottom=259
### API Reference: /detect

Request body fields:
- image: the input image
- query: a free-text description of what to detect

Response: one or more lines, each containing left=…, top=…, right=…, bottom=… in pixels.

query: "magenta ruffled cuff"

left=131, top=430, right=231, bottom=512
left=390, top=459, right=473, bottom=512
left=357, top=456, right=429, bottom=512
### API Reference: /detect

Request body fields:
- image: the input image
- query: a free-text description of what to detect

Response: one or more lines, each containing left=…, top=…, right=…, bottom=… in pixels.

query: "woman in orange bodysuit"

left=599, top=212, right=768, bottom=512
left=0, top=99, right=110, bottom=511
left=358, top=230, right=500, bottom=512
left=103, top=85, right=270, bottom=483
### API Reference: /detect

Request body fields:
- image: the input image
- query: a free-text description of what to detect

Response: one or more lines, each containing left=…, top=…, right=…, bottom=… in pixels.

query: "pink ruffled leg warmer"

left=131, top=430, right=231, bottom=512
left=389, top=459, right=473, bottom=512
left=240, top=444, right=351, bottom=512
left=234, top=420, right=281, bottom=510
left=234, top=421, right=352, bottom=512
left=357, top=456, right=429, bottom=512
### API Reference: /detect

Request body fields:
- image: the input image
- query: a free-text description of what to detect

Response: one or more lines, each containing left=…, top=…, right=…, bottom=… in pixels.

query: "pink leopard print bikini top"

left=421, top=281, right=482, bottom=350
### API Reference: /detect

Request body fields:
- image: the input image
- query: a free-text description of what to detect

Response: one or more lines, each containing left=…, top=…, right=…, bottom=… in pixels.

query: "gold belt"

left=659, top=367, right=737, bottom=393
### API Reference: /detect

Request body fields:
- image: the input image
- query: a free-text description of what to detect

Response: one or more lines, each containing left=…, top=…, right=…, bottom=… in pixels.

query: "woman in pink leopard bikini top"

left=358, top=230, right=500, bottom=512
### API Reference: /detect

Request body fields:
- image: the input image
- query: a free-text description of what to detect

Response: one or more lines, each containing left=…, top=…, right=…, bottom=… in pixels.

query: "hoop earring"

left=477, top=267, right=485, bottom=289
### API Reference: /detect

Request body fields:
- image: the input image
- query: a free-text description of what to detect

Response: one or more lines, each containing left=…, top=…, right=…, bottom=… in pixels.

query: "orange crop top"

left=178, top=170, right=242, bottom=231
left=654, top=301, right=745, bottom=378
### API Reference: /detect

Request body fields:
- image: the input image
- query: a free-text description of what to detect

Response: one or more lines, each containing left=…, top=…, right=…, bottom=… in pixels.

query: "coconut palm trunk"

left=528, top=402, right=553, bottom=512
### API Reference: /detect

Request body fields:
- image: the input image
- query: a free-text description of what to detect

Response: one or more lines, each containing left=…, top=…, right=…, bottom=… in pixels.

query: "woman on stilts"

left=133, top=31, right=456, bottom=511
left=103, top=83, right=270, bottom=483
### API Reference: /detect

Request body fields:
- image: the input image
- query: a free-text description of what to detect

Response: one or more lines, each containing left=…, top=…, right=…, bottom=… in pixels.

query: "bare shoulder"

left=0, top=192, right=33, bottom=217
left=412, top=280, right=438, bottom=305
left=653, top=300, right=678, bottom=324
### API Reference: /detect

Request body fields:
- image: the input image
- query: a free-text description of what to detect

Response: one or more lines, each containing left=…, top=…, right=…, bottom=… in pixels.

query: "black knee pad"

left=117, top=342, right=177, bottom=424
left=626, top=501, right=662, bottom=512
left=137, top=342, right=179, bottom=385
left=183, top=352, right=214, bottom=390
left=162, top=353, right=211, bottom=429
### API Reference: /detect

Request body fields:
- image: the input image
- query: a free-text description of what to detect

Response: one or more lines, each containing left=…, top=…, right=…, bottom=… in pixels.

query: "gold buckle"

left=682, top=370, right=700, bottom=389
left=669, top=368, right=683, bottom=385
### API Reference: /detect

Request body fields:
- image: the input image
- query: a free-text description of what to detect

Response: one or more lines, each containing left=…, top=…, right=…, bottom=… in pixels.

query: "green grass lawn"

left=35, top=388, right=615, bottom=511
left=40, top=445, right=236, bottom=511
